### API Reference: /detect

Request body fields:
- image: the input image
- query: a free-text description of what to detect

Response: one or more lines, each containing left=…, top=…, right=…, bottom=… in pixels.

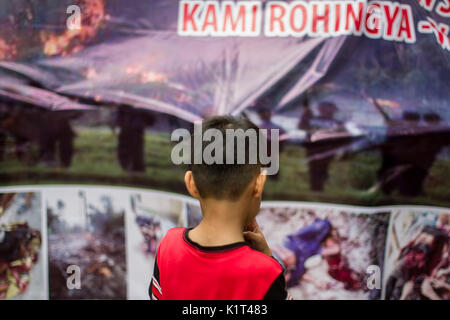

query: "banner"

left=0, top=0, right=449, bottom=300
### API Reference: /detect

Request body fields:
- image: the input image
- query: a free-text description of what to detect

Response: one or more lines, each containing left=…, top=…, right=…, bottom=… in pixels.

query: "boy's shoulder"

left=164, top=227, right=185, bottom=237
left=159, top=227, right=184, bottom=246
left=158, top=227, right=282, bottom=275
left=241, top=246, right=283, bottom=275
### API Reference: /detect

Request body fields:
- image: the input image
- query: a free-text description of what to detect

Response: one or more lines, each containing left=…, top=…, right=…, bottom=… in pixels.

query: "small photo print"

left=126, top=190, right=184, bottom=299
left=257, top=204, right=390, bottom=300
left=383, top=208, right=449, bottom=300
left=46, top=187, right=127, bottom=299
left=0, top=191, right=45, bottom=300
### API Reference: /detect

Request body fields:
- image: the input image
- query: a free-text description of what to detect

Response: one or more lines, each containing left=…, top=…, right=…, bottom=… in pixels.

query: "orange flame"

left=0, top=38, right=17, bottom=60
left=125, top=65, right=167, bottom=83
left=40, top=0, right=106, bottom=57
left=139, top=71, right=167, bottom=83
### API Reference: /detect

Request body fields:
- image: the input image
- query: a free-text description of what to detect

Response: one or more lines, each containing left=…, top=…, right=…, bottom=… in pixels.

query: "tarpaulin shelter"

left=0, top=0, right=447, bottom=126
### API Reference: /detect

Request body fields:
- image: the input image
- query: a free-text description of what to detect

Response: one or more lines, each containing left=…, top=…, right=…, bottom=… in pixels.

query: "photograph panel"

left=258, top=203, right=390, bottom=300
left=0, top=191, right=45, bottom=299
left=126, top=190, right=184, bottom=299
left=383, top=208, right=449, bottom=300
left=46, top=187, right=127, bottom=299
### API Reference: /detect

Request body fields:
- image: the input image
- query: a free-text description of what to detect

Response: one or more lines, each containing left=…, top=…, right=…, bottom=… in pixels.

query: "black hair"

left=190, top=115, right=261, bottom=200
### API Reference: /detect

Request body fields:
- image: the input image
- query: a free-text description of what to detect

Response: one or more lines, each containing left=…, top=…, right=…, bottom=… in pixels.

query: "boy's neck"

left=189, top=198, right=249, bottom=246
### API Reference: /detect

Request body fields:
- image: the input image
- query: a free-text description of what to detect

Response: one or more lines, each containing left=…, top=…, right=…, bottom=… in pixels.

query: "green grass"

left=1, top=127, right=449, bottom=207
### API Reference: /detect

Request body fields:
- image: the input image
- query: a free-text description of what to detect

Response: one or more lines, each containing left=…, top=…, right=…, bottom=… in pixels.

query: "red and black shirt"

left=149, top=227, right=288, bottom=300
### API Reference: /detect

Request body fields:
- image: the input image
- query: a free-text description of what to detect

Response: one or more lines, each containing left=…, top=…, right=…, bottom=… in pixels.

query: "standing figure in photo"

left=0, top=104, right=38, bottom=163
left=257, top=107, right=286, bottom=180
left=377, top=111, right=450, bottom=197
left=39, top=111, right=76, bottom=168
left=116, top=106, right=155, bottom=173
left=299, top=101, right=345, bottom=191
left=0, top=103, right=77, bottom=167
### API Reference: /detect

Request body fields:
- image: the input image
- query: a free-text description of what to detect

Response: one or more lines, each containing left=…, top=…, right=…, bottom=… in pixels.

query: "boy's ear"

left=185, top=171, right=200, bottom=199
left=253, top=170, right=267, bottom=198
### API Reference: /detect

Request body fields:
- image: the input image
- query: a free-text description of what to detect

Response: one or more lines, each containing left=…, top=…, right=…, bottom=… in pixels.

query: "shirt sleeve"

left=149, top=255, right=163, bottom=300
left=271, top=252, right=286, bottom=272
left=263, top=271, right=288, bottom=300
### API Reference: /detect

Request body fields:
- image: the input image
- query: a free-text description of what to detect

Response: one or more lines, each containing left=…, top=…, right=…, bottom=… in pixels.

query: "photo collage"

left=0, top=186, right=448, bottom=300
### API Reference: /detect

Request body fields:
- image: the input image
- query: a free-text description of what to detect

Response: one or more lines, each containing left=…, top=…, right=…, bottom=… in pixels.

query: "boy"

left=149, top=116, right=288, bottom=300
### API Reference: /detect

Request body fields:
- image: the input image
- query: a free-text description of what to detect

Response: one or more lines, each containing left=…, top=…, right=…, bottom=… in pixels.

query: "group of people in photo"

left=1, top=97, right=448, bottom=197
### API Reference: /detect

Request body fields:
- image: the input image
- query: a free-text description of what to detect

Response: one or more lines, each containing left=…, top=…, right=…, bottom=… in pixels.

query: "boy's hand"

left=243, top=219, right=272, bottom=257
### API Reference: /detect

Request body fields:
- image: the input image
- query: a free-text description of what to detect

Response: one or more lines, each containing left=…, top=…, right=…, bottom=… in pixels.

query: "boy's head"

left=184, top=116, right=266, bottom=219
